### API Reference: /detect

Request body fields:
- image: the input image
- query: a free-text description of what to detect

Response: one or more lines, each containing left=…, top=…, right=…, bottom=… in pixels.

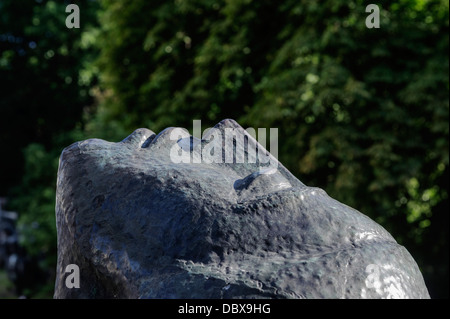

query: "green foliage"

left=0, top=270, right=16, bottom=299
left=0, top=0, right=99, bottom=192
left=1, top=0, right=99, bottom=297
left=10, top=144, right=58, bottom=258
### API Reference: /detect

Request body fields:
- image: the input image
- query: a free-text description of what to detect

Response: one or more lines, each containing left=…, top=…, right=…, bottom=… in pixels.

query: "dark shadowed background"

left=0, top=0, right=448, bottom=298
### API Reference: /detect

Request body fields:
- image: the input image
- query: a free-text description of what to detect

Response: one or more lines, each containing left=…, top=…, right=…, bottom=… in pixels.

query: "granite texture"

left=53, top=119, right=430, bottom=299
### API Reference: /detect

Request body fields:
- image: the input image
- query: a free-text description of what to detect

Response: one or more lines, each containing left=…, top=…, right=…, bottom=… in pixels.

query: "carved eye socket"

left=234, top=168, right=292, bottom=200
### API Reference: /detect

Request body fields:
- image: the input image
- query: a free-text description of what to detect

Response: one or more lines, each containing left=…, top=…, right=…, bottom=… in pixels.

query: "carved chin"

left=53, top=119, right=430, bottom=299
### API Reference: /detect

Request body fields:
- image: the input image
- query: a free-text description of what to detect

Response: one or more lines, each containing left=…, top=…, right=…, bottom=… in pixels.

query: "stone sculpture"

left=54, top=119, right=430, bottom=298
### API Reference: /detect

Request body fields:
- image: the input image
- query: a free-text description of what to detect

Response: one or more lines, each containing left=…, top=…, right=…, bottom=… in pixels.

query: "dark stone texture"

left=54, top=119, right=429, bottom=299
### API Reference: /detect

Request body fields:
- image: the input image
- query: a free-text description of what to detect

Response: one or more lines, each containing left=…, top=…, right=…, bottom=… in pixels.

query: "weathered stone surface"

left=54, top=119, right=429, bottom=299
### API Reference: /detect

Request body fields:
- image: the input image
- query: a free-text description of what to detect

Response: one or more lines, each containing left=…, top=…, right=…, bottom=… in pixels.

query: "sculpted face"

left=54, top=119, right=429, bottom=299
